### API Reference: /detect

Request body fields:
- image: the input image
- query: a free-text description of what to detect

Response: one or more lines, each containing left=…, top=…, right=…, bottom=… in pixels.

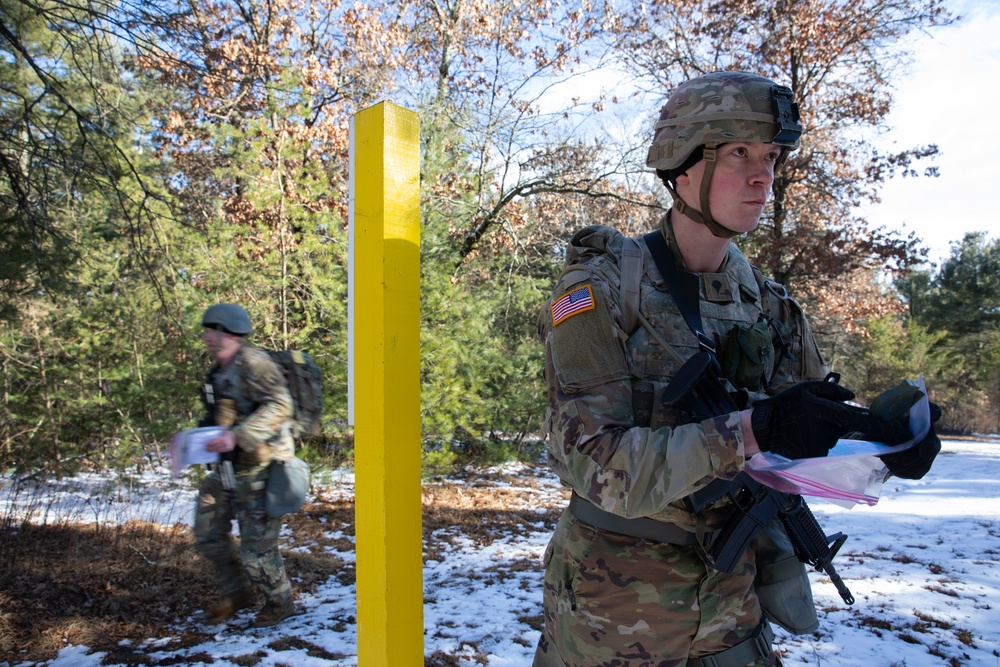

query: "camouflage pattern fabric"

left=202, top=345, right=296, bottom=468
left=534, top=217, right=826, bottom=665
left=193, top=466, right=291, bottom=605
left=646, top=71, right=800, bottom=172
left=194, top=343, right=295, bottom=606
left=535, top=510, right=779, bottom=667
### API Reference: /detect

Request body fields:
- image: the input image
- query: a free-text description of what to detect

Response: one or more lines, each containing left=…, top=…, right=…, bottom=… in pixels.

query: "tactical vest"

left=201, top=349, right=260, bottom=458
left=625, top=238, right=768, bottom=429
left=562, top=225, right=824, bottom=431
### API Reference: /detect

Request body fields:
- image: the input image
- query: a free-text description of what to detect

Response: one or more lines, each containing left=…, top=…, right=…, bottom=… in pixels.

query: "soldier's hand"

left=751, top=380, right=889, bottom=460
left=878, top=402, right=943, bottom=480
left=205, top=429, right=236, bottom=453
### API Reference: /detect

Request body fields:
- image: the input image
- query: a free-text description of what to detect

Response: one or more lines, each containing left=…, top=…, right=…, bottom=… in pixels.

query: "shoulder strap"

left=642, top=230, right=716, bottom=356
left=619, top=236, right=644, bottom=337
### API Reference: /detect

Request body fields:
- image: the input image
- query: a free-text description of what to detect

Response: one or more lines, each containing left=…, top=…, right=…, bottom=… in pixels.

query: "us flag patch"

left=551, top=285, right=595, bottom=325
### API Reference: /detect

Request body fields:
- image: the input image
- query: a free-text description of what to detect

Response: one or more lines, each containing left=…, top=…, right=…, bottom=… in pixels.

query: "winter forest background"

left=3, top=0, right=1000, bottom=478
left=4, top=1, right=1000, bottom=665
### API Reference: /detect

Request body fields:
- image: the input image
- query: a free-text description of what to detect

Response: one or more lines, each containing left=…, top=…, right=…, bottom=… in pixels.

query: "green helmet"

left=201, top=303, right=252, bottom=336
left=646, top=71, right=802, bottom=238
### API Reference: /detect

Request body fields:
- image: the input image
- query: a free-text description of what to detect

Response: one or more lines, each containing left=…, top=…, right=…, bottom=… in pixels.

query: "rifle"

left=665, top=351, right=855, bottom=605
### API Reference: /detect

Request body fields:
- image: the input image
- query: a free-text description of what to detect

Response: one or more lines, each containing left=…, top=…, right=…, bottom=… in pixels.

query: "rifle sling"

left=569, top=494, right=719, bottom=547
left=642, top=229, right=716, bottom=355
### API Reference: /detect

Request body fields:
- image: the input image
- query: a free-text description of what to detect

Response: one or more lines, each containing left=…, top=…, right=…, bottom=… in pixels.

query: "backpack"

left=268, top=349, right=324, bottom=438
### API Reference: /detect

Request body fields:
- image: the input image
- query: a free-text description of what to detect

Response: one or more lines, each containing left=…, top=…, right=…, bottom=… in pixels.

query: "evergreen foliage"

left=901, top=233, right=1000, bottom=433
left=843, top=232, right=1000, bottom=435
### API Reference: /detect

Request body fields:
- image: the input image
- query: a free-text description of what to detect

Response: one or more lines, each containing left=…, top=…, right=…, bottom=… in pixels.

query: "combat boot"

left=198, top=589, right=253, bottom=625
left=250, top=597, right=297, bottom=628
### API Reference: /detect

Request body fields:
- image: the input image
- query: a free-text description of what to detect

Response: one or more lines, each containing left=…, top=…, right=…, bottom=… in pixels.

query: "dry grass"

left=0, top=499, right=354, bottom=665
left=0, top=467, right=565, bottom=665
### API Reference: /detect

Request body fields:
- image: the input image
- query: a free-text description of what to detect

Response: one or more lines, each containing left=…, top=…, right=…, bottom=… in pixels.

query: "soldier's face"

left=675, top=142, right=779, bottom=234
left=203, top=327, right=242, bottom=363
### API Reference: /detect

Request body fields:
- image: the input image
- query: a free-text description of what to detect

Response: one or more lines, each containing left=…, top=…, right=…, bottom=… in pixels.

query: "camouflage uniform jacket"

left=539, top=217, right=828, bottom=532
left=201, top=344, right=295, bottom=470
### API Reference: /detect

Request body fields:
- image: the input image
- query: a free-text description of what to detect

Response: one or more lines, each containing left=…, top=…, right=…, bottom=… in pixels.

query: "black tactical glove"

left=878, top=402, right=943, bottom=480
left=751, top=380, right=895, bottom=460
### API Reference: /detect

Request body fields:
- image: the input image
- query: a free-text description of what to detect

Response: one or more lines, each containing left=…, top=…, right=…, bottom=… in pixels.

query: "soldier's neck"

left=215, top=340, right=244, bottom=367
left=670, top=213, right=731, bottom=273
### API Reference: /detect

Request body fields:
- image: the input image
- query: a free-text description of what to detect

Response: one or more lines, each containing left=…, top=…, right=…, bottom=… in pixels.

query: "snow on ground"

left=3, top=438, right=999, bottom=667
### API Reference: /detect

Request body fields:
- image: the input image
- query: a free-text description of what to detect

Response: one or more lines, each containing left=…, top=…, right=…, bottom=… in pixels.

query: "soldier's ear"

left=675, top=168, right=697, bottom=190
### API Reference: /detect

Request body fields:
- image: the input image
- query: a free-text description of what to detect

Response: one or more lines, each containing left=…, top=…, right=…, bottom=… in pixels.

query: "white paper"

left=746, top=376, right=931, bottom=507
left=169, top=426, right=223, bottom=476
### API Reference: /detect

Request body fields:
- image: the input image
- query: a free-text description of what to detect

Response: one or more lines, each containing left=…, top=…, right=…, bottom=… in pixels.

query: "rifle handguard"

left=780, top=496, right=855, bottom=605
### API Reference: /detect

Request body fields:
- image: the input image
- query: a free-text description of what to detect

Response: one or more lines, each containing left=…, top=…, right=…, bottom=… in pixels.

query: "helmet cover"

left=646, top=71, right=801, bottom=171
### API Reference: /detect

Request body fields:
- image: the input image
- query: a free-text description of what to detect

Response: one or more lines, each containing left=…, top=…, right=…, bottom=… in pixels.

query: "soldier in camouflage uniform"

left=533, top=72, right=939, bottom=667
left=194, top=303, right=297, bottom=627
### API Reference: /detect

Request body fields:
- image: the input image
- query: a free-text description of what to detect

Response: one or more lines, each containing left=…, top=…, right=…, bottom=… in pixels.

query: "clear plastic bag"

left=746, top=377, right=931, bottom=508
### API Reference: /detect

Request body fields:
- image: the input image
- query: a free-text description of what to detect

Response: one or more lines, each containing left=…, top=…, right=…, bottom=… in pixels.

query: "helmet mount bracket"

left=769, top=85, right=802, bottom=146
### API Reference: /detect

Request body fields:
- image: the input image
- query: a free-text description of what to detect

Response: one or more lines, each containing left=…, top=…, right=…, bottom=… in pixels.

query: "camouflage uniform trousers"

left=193, top=464, right=292, bottom=606
left=534, top=509, right=778, bottom=667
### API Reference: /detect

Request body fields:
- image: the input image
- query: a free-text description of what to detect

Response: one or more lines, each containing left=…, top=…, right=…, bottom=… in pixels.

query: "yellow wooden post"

left=348, top=102, right=422, bottom=665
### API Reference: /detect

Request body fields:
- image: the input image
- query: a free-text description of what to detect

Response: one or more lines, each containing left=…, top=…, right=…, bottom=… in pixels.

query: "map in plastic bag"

left=745, top=376, right=932, bottom=508
left=169, top=426, right=223, bottom=477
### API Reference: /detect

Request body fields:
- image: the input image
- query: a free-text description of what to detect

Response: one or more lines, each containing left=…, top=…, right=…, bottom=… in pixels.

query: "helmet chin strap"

left=665, top=145, right=741, bottom=239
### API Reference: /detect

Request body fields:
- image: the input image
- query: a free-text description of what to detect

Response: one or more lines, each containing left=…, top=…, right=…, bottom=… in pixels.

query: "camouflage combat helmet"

left=646, top=71, right=802, bottom=238
left=201, top=303, right=253, bottom=336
